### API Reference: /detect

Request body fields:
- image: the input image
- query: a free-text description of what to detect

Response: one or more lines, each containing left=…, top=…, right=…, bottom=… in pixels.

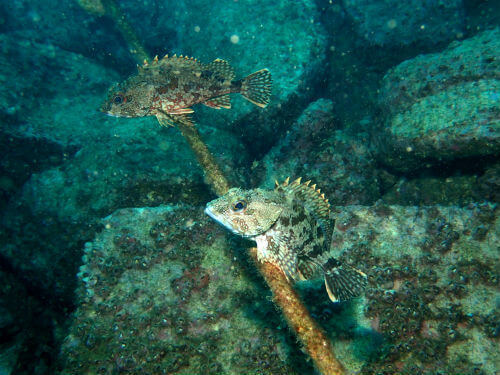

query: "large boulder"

left=343, top=0, right=465, bottom=47
left=0, top=0, right=134, bottom=72
left=59, top=205, right=313, bottom=375
left=331, top=202, right=499, bottom=374
left=377, top=28, right=500, bottom=172
left=260, top=99, right=381, bottom=205
left=0, top=33, right=120, bottom=145
left=1, top=120, right=249, bottom=302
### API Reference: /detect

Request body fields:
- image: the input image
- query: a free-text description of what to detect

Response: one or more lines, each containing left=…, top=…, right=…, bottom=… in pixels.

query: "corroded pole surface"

left=176, top=121, right=231, bottom=196
left=249, top=248, right=345, bottom=375
left=77, top=0, right=149, bottom=62
left=100, top=0, right=149, bottom=62
left=79, top=1, right=343, bottom=373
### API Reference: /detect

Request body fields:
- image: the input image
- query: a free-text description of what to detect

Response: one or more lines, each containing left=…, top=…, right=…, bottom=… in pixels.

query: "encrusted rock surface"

left=59, top=202, right=498, bottom=374
left=0, top=34, right=119, bottom=142
left=377, top=28, right=500, bottom=172
left=331, top=202, right=499, bottom=374
left=59, top=205, right=311, bottom=375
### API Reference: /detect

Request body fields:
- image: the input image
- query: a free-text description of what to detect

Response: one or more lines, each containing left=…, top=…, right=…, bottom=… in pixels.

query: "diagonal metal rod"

left=79, top=0, right=344, bottom=373
left=176, top=121, right=231, bottom=196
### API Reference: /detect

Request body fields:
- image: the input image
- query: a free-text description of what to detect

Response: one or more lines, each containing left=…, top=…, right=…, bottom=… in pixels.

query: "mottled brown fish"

left=205, top=177, right=368, bottom=302
left=101, top=54, right=272, bottom=127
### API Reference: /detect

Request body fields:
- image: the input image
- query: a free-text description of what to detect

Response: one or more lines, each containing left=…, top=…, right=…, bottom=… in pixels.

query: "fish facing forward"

left=205, top=177, right=368, bottom=302
left=100, top=54, right=272, bottom=127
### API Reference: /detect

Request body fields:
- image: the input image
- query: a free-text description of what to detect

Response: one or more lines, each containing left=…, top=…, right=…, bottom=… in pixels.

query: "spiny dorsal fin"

left=275, top=177, right=331, bottom=222
left=206, top=58, right=235, bottom=81
left=157, top=53, right=201, bottom=71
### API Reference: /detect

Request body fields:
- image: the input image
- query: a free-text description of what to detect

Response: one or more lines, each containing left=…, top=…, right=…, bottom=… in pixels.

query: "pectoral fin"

left=169, top=107, right=194, bottom=114
left=156, top=111, right=195, bottom=127
left=322, top=259, right=367, bottom=302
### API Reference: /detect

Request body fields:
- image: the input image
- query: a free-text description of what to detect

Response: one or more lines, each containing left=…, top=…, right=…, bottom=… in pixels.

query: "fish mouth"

left=100, top=105, right=114, bottom=116
left=204, top=206, right=221, bottom=225
left=204, top=207, right=240, bottom=236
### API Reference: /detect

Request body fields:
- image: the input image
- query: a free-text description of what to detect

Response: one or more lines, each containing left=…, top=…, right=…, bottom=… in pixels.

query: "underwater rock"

left=343, top=0, right=465, bottom=47
left=381, top=174, right=491, bottom=206
left=260, top=98, right=381, bottom=205
left=377, top=28, right=500, bottom=172
left=0, top=0, right=133, bottom=71
left=0, top=129, right=77, bottom=211
left=478, top=162, right=500, bottom=203
left=0, top=33, right=120, bottom=146
left=119, top=0, right=328, bottom=156
left=0, top=121, right=249, bottom=301
left=0, top=268, right=62, bottom=375
left=17, top=122, right=248, bottom=221
left=59, top=204, right=309, bottom=375
left=59, top=202, right=499, bottom=374
left=331, top=203, right=499, bottom=375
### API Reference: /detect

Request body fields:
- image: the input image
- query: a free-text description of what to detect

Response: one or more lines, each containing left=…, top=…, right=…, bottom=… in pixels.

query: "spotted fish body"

left=101, top=54, right=272, bottom=126
left=205, top=177, right=368, bottom=302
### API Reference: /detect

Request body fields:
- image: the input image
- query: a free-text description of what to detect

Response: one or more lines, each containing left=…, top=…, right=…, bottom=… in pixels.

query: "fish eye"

left=113, top=94, right=125, bottom=104
left=231, top=200, right=247, bottom=212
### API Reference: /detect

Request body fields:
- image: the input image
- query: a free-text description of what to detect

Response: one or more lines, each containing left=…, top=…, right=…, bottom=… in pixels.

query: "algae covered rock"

left=0, top=0, right=134, bottom=71
left=59, top=201, right=499, bottom=374
left=260, top=98, right=381, bottom=205
left=0, top=120, right=249, bottom=302
left=59, top=204, right=309, bottom=375
left=343, top=0, right=465, bottom=47
left=377, top=28, right=500, bottom=172
left=329, top=203, right=499, bottom=374
left=0, top=33, right=120, bottom=146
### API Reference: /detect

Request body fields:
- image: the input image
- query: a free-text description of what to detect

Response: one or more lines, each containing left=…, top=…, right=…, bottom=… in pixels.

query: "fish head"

left=100, top=76, right=156, bottom=118
left=205, top=188, right=283, bottom=237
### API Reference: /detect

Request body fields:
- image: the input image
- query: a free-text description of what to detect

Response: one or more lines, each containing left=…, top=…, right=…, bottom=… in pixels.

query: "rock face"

left=260, top=99, right=381, bottom=205
left=59, top=205, right=311, bottom=375
left=0, top=34, right=120, bottom=145
left=331, top=203, right=499, bottom=375
left=0, top=129, right=77, bottom=210
left=343, top=0, right=465, bottom=47
left=59, top=202, right=499, bottom=374
left=1, top=116, right=249, bottom=302
left=0, top=0, right=135, bottom=72
left=377, top=28, right=500, bottom=172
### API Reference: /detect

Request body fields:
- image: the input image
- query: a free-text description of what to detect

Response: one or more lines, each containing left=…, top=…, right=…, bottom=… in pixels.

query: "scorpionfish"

left=205, top=177, right=368, bottom=302
left=101, top=54, right=272, bottom=127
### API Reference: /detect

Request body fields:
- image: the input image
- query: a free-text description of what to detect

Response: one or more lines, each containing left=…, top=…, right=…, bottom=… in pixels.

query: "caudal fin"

left=323, top=260, right=368, bottom=302
left=240, top=69, right=272, bottom=108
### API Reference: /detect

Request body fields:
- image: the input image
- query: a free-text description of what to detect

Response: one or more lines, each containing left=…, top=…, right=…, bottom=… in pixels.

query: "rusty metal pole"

left=79, top=1, right=344, bottom=373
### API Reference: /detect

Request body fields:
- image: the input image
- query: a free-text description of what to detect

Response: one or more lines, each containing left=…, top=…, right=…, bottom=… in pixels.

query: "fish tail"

left=322, top=258, right=367, bottom=303
left=240, top=69, right=272, bottom=108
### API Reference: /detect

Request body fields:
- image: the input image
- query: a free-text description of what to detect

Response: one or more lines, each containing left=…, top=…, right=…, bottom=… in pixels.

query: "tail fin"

left=240, top=69, right=272, bottom=108
left=323, top=260, right=368, bottom=302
